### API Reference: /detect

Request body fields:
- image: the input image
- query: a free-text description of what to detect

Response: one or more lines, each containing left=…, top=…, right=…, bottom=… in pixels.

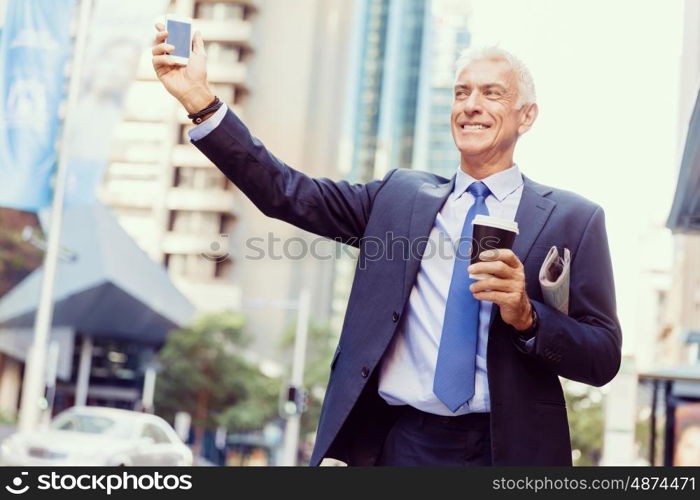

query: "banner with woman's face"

left=674, top=402, right=700, bottom=466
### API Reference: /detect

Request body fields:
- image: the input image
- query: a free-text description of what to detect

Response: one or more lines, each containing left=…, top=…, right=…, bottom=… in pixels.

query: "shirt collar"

left=453, top=164, right=524, bottom=202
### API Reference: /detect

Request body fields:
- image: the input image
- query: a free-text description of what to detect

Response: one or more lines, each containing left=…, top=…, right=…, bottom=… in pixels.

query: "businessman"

left=152, top=25, right=622, bottom=466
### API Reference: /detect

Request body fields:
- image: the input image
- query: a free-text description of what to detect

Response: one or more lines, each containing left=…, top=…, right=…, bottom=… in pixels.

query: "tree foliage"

left=0, top=208, right=43, bottom=297
left=564, top=380, right=604, bottom=466
left=155, top=312, right=279, bottom=451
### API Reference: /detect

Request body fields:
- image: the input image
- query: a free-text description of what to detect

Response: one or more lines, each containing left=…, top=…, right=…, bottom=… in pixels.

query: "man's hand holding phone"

left=152, top=21, right=214, bottom=117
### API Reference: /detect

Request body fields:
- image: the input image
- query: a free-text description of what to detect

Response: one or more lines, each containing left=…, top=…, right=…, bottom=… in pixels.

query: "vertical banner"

left=673, top=402, right=700, bottom=466
left=0, top=0, right=75, bottom=211
left=63, top=0, right=168, bottom=206
left=0, top=0, right=6, bottom=36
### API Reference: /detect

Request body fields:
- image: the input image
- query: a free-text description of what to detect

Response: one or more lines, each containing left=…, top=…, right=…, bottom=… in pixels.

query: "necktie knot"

left=467, top=181, right=491, bottom=200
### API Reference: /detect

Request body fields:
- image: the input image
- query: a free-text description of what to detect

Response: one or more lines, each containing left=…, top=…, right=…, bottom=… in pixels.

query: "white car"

left=0, top=406, right=193, bottom=466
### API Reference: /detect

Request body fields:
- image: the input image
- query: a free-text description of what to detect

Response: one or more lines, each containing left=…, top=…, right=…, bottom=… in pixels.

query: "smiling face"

left=451, top=58, right=538, bottom=173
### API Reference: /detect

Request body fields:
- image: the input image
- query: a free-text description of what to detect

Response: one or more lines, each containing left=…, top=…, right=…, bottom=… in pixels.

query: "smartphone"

left=165, top=14, right=193, bottom=66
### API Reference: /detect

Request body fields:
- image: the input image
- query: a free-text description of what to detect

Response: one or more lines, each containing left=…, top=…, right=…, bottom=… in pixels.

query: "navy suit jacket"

left=193, top=110, right=622, bottom=466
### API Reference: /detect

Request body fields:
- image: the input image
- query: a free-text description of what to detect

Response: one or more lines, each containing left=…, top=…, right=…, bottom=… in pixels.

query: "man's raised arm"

left=151, top=23, right=386, bottom=245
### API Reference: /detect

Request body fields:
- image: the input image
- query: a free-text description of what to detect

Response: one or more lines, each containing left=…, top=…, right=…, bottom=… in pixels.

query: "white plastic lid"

left=472, top=215, right=519, bottom=234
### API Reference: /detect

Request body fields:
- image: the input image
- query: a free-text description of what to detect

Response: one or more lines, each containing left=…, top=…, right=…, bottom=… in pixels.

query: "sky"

left=466, top=0, right=686, bottom=359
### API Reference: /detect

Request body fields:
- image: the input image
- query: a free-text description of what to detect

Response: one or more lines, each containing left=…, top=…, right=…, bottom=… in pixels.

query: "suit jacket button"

left=361, top=367, right=370, bottom=378
left=392, top=311, right=400, bottom=323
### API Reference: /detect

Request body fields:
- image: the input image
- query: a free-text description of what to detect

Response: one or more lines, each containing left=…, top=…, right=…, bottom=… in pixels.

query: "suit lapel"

left=511, top=176, right=556, bottom=263
left=488, top=175, right=556, bottom=326
left=402, top=179, right=455, bottom=303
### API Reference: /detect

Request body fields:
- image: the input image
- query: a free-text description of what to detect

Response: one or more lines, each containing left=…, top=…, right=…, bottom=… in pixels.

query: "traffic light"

left=279, top=384, right=309, bottom=419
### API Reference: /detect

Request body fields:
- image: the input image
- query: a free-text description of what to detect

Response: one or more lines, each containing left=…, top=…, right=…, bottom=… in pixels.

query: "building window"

left=202, top=170, right=224, bottom=190
left=168, top=210, right=221, bottom=234
left=219, top=212, right=236, bottom=233
left=164, top=253, right=187, bottom=276
left=173, top=167, right=196, bottom=189
left=215, top=258, right=232, bottom=278
left=165, top=253, right=217, bottom=281
left=173, top=166, right=229, bottom=190
left=204, top=41, right=243, bottom=65
left=209, top=83, right=236, bottom=105
left=178, top=124, right=192, bottom=145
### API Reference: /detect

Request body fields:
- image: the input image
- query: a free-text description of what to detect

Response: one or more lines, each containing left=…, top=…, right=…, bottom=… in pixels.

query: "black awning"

left=0, top=204, right=195, bottom=345
left=639, top=364, right=700, bottom=383
left=667, top=86, right=700, bottom=233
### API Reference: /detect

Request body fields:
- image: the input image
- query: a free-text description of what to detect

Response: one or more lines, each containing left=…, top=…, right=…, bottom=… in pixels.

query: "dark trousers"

left=376, top=405, right=492, bottom=466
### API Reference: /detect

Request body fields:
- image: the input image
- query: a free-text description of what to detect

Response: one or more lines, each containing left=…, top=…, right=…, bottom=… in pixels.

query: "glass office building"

left=330, top=0, right=472, bottom=333
left=344, top=0, right=471, bottom=182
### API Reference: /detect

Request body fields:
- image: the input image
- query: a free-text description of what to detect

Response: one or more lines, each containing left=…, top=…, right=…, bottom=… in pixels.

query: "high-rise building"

left=330, top=0, right=471, bottom=331
left=413, top=0, right=471, bottom=178
left=345, top=0, right=426, bottom=182
left=344, top=0, right=470, bottom=183
left=101, top=0, right=358, bottom=364
left=226, top=0, right=357, bottom=361
left=662, top=0, right=700, bottom=365
left=100, top=0, right=258, bottom=314
left=101, top=0, right=472, bottom=364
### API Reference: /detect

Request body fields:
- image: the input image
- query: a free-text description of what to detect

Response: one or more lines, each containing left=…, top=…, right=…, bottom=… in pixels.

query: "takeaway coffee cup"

left=469, top=215, right=519, bottom=280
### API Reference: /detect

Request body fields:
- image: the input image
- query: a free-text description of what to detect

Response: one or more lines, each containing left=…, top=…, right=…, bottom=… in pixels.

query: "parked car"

left=0, top=406, right=193, bottom=466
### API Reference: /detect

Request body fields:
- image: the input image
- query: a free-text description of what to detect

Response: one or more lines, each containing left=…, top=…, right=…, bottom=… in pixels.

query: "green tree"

left=0, top=208, right=43, bottom=297
left=155, top=312, right=279, bottom=455
left=564, top=380, right=604, bottom=465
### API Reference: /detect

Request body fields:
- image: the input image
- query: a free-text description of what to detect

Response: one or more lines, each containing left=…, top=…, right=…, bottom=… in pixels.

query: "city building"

left=413, top=0, right=471, bottom=178
left=0, top=0, right=367, bottom=421
left=330, top=0, right=471, bottom=330
left=662, top=0, right=700, bottom=365
left=626, top=0, right=700, bottom=467
left=343, top=0, right=470, bottom=183
left=101, top=0, right=358, bottom=366
left=225, top=0, right=357, bottom=360
left=99, top=0, right=258, bottom=315
left=0, top=206, right=195, bottom=416
left=0, top=0, right=201, bottom=421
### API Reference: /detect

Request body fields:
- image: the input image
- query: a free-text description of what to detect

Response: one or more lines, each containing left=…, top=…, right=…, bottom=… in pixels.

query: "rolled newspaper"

left=538, top=246, right=570, bottom=314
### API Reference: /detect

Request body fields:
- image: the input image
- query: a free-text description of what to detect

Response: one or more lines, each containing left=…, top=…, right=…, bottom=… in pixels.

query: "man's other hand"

left=152, top=23, right=214, bottom=115
left=468, top=249, right=533, bottom=332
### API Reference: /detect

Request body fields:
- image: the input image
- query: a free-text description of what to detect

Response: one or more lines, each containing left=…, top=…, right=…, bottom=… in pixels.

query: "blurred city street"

left=0, top=0, right=699, bottom=468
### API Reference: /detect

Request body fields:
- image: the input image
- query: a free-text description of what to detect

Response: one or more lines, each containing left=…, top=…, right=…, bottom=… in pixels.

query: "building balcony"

left=172, top=144, right=214, bottom=168
left=165, top=187, right=235, bottom=213
left=100, top=185, right=159, bottom=209
left=122, top=81, right=175, bottom=122
left=136, top=53, right=246, bottom=83
left=208, top=62, right=247, bottom=85
left=161, top=232, right=214, bottom=255
left=196, top=19, right=253, bottom=44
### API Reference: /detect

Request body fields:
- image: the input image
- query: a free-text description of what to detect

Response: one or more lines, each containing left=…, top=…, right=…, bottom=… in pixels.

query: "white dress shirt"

left=378, top=165, right=525, bottom=415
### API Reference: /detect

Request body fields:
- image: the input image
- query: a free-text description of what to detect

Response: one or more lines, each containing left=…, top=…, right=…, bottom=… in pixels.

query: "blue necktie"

left=433, top=181, right=491, bottom=412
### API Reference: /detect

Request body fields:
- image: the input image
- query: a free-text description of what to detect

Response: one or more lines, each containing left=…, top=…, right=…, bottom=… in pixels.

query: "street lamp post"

left=281, top=288, right=311, bottom=466
left=17, top=0, right=94, bottom=433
